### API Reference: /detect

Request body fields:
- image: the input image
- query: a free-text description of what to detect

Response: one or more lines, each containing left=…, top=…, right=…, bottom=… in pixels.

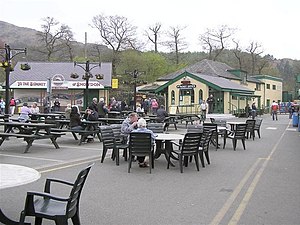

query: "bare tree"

left=37, top=17, right=72, bottom=61
left=199, top=25, right=236, bottom=61
left=61, top=28, right=75, bottom=61
left=232, top=39, right=243, bottom=70
left=246, top=41, right=264, bottom=74
left=145, top=23, right=162, bottom=53
left=91, top=14, right=139, bottom=74
left=164, top=26, right=187, bottom=65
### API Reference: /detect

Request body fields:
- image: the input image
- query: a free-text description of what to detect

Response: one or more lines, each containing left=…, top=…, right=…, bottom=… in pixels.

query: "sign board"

left=176, top=84, right=196, bottom=89
left=112, top=79, right=118, bottom=89
left=10, top=81, right=104, bottom=89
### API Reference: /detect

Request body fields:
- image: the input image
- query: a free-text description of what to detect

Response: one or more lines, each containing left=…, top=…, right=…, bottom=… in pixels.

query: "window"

left=272, top=85, right=276, bottom=90
left=266, top=84, right=270, bottom=89
left=198, top=89, right=203, bottom=103
left=171, top=90, right=175, bottom=105
left=256, top=83, right=261, bottom=91
left=232, top=96, right=238, bottom=100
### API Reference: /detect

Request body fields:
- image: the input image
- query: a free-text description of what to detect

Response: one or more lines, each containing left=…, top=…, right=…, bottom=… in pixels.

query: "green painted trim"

left=252, top=75, right=283, bottom=82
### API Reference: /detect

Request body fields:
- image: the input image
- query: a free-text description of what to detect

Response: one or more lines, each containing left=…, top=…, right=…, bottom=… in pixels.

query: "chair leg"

left=71, top=212, right=80, bottom=225
left=101, top=147, right=107, bottom=163
left=35, top=217, right=43, bottom=225
left=179, top=154, right=183, bottom=173
left=242, top=139, right=246, bottom=150
left=128, top=153, right=132, bottom=173
left=257, top=130, right=261, bottom=138
left=232, top=139, right=237, bottom=151
left=204, top=151, right=210, bottom=164
left=115, top=148, right=120, bottom=166
left=55, top=217, right=68, bottom=225
left=167, top=152, right=171, bottom=169
left=199, top=151, right=205, bottom=168
left=194, top=155, right=200, bottom=171
left=223, top=138, right=226, bottom=149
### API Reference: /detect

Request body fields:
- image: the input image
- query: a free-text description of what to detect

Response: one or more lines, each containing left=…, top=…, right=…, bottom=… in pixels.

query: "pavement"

left=0, top=113, right=299, bottom=225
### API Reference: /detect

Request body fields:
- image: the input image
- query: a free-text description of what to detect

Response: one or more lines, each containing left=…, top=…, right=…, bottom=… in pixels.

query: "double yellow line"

left=210, top=122, right=289, bottom=225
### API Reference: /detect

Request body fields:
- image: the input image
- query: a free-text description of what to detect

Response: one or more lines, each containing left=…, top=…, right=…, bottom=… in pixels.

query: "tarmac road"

left=0, top=113, right=299, bottom=225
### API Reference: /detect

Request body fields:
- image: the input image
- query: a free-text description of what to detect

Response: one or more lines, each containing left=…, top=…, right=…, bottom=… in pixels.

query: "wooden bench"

left=50, top=128, right=102, bottom=145
left=0, top=132, right=63, bottom=153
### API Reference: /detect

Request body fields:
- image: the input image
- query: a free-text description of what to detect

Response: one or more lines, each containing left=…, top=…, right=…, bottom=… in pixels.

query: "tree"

left=91, top=14, right=139, bottom=74
left=61, top=28, right=75, bottom=61
left=199, top=25, right=236, bottom=61
left=145, top=23, right=162, bottom=53
left=246, top=41, right=264, bottom=74
left=37, top=17, right=73, bottom=61
left=164, top=26, right=187, bottom=65
left=232, top=39, right=243, bottom=70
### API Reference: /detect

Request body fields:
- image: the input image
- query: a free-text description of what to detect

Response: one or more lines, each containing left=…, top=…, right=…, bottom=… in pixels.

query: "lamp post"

left=70, top=60, right=102, bottom=109
left=0, top=44, right=30, bottom=114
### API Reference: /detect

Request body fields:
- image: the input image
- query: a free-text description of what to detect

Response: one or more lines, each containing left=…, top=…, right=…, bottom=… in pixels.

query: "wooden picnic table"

left=0, top=121, right=62, bottom=153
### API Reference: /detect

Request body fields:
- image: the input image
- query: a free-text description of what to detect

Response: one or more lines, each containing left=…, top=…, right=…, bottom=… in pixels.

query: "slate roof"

left=158, top=59, right=240, bottom=81
left=189, top=72, right=252, bottom=92
left=9, top=61, right=112, bottom=87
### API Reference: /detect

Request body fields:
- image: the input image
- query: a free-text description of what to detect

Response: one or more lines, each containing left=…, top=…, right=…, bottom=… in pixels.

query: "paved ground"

left=0, top=114, right=299, bottom=225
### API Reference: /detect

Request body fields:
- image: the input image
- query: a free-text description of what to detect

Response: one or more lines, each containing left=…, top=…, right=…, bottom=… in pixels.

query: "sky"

left=1, top=0, right=299, bottom=60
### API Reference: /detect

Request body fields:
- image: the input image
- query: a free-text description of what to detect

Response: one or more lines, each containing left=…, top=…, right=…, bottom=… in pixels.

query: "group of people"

left=120, top=112, right=156, bottom=168
left=0, top=97, right=17, bottom=115
left=18, top=102, right=40, bottom=122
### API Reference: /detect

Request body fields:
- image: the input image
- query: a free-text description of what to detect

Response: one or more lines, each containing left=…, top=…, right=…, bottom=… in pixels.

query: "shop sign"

left=176, top=84, right=196, bottom=89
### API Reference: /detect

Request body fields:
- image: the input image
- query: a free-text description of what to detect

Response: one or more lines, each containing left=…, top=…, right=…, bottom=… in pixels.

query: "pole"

left=85, top=60, right=90, bottom=109
left=4, top=45, right=11, bottom=115
left=133, top=78, right=137, bottom=111
left=5, top=66, right=10, bottom=115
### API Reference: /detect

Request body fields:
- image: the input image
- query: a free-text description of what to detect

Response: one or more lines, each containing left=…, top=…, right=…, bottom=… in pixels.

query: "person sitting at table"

left=70, top=105, right=83, bottom=130
left=97, top=98, right=108, bottom=118
left=64, top=104, right=72, bottom=119
left=82, top=107, right=99, bottom=143
left=131, top=118, right=156, bottom=168
left=18, top=102, right=32, bottom=122
left=30, top=102, right=40, bottom=120
left=121, top=112, right=139, bottom=160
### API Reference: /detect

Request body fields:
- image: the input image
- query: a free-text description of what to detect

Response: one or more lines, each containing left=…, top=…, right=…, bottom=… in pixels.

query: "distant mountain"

left=0, top=21, right=41, bottom=48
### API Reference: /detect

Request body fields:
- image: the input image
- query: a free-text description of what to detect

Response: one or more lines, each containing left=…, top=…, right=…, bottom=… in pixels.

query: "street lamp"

left=0, top=44, right=30, bottom=114
left=70, top=60, right=103, bottom=109
left=125, top=69, right=145, bottom=111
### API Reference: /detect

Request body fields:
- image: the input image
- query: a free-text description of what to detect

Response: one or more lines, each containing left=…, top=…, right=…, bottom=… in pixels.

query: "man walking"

left=271, top=100, right=279, bottom=120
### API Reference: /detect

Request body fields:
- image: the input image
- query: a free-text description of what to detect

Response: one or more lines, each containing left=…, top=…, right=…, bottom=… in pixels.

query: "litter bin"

left=292, top=112, right=299, bottom=127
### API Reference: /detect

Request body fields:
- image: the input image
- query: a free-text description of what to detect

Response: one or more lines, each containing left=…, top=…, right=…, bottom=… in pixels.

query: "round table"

left=155, top=133, right=185, bottom=166
left=0, top=164, right=40, bottom=189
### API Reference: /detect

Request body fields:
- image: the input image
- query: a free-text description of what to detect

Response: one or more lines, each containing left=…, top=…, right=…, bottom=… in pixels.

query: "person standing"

left=200, top=100, right=208, bottom=121
left=0, top=98, right=5, bottom=114
left=9, top=97, right=16, bottom=115
left=271, top=100, right=279, bottom=121
left=287, top=101, right=293, bottom=119
left=251, top=102, right=257, bottom=119
left=53, top=98, right=61, bottom=112
left=151, top=99, right=159, bottom=115
left=207, top=94, right=215, bottom=114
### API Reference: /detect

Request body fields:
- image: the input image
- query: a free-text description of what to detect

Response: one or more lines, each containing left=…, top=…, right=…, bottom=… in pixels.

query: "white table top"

left=156, top=133, right=185, bottom=141
left=227, top=121, right=246, bottom=125
left=0, top=164, right=40, bottom=189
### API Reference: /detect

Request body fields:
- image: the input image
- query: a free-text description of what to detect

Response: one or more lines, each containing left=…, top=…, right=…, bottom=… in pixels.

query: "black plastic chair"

left=254, top=118, right=263, bottom=138
left=147, top=123, right=164, bottom=134
left=186, top=124, right=203, bottom=133
left=223, top=123, right=247, bottom=150
left=167, top=132, right=201, bottom=173
left=203, top=123, right=219, bottom=150
left=19, top=163, right=94, bottom=225
left=245, top=119, right=256, bottom=140
left=199, top=130, right=213, bottom=167
left=100, top=125, right=128, bottom=166
left=128, top=132, right=154, bottom=173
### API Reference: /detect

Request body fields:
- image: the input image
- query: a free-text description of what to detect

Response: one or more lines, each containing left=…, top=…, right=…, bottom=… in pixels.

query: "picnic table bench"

left=0, top=122, right=64, bottom=153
